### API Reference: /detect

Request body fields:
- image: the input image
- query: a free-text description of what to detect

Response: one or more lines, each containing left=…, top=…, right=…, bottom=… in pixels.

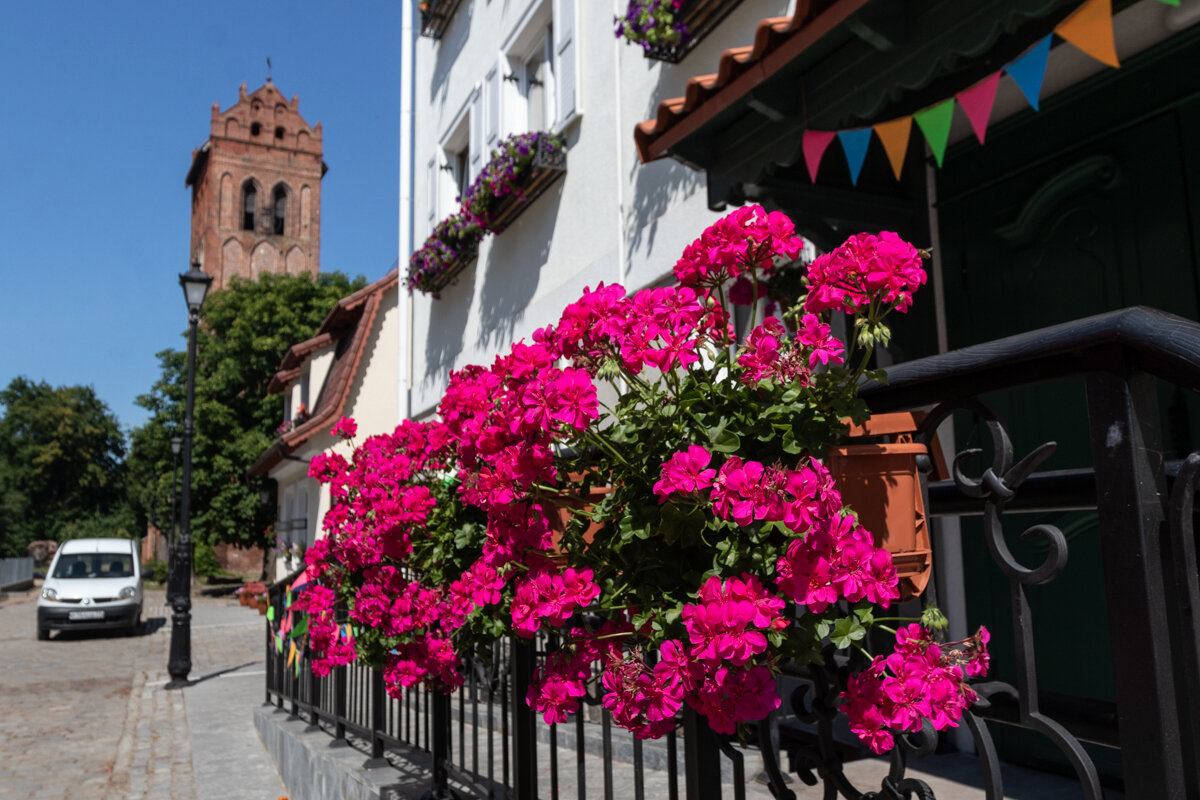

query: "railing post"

left=371, top=667, right=386, bottom=760
left=511, top=637, right=537, bottom=800
left=1085, top=365, right=1186, bottom=797
left=334, top=664, right=347, bottom=741
left=683, top=707, right=722, bottom=800
left=426, top=691, right=451, bottom=798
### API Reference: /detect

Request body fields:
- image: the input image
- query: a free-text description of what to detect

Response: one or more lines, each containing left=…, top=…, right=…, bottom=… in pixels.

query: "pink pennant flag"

left=803, top=130, right=836, bottom=183
left=955, top=72, right=1001, bottom=145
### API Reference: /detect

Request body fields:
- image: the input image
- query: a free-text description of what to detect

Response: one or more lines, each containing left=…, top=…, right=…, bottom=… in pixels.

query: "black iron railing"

left=266, top=306, right=1200, bottom=799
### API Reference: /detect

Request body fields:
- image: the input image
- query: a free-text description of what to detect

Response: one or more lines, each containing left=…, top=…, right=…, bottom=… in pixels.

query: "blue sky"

left=0, top=1, right=401, bottom=432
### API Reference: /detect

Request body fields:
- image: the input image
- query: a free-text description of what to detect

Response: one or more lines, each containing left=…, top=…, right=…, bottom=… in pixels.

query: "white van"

left=36, top=538, right=142, bottom=640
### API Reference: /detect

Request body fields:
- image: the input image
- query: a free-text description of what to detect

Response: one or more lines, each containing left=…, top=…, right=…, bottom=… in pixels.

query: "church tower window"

left=272, top=185, right=288, bottom=235
left=243, top=182, right=257, bottom=231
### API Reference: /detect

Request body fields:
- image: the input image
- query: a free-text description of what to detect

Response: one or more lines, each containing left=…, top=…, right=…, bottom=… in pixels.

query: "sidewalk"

left=135, top=589, right=287, bottom=800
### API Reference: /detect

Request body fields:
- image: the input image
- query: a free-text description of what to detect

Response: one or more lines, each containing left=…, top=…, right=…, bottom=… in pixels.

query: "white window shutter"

left=485, top=61, right=500, bottom=146
left=552, top=0, right=579, bottom=128
left=469, top=88, right=483, bottom=180
left=426, top=157, right=437, bottom=223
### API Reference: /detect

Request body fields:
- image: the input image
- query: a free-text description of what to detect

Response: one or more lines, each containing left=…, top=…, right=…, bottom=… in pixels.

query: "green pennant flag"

left=276, top=632, right=284, bottom=653
left=914, top=99, right=956, bottom=167
left=266, top=605, right=276, bottom=622
left=289, top=615, right=308, bottom=640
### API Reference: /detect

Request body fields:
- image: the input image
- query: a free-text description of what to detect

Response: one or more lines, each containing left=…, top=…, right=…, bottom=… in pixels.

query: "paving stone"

left=0, top=584, right=284, bottom=800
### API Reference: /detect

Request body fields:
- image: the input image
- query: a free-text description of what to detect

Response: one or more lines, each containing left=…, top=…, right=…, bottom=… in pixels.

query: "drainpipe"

left=613, top=0, right=628, bottom=286
left=398, top=0, right=416, bottom=422
left=926, top=157, right=971, bottom=752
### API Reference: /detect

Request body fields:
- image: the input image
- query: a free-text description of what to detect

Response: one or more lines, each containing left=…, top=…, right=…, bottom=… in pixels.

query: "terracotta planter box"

left=827, top=411, right=944, bottom=602
left=546, top=477, right=611, bottom=564
left=643, top=0, right=750, bottom=63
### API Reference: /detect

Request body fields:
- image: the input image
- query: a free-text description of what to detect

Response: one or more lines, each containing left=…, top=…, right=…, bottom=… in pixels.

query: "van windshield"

left=52, top=553, right=135, bottom=579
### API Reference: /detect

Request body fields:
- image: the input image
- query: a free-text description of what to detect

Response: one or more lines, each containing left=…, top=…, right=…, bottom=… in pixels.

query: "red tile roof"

left=634, top=0, right=867, bottom=164
left=249, top=269, right=399, bottom=476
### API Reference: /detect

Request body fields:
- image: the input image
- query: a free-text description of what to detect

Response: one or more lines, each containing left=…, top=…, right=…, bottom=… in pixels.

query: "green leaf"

left=830, top=616, right=866, bottom=650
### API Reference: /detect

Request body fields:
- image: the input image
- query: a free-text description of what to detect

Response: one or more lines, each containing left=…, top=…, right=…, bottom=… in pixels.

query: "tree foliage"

left=127, top=271, right=367, bottom=556
left=0, top=377, right=129, bottom=556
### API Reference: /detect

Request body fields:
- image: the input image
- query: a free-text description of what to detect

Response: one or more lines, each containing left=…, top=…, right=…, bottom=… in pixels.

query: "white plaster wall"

left=407, top=0, right=791, bottom=418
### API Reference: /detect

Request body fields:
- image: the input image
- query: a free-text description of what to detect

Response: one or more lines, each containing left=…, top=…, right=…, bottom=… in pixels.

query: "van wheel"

left=37, top=626, right=49, bottom=641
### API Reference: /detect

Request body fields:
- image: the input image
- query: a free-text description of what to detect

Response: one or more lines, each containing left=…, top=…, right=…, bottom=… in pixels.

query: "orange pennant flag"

left=873, top=117, right=912, bottom=180
left=1055, top=0, right=1120, bottom=68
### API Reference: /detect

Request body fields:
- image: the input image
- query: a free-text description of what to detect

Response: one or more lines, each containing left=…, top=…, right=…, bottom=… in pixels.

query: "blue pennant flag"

left=1005, top=36, right=1052, bottom=111
left=838, top=128, right=874, bottom=186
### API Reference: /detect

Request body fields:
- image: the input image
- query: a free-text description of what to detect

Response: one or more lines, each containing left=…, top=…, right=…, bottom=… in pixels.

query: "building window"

left=454, top=146, right=470, bottom=201
left=274, top=126, right=285, bottom=140
left=272, top=185, right=288, bottom=235
left=251, top=122, right=262, bottom=137
left=242, top=182, right=257, bottom=231
left=521, top=29, right=553, bottom=132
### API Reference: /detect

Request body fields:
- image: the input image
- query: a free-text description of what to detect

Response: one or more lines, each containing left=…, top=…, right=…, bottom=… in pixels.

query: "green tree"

left=127, top=271, right=366, bottom=567
left=0, top=377, right=128, bottom=556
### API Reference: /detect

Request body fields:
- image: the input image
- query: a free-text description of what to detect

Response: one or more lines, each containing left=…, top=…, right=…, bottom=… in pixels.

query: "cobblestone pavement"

left=0, top=585, right=284, bottom=800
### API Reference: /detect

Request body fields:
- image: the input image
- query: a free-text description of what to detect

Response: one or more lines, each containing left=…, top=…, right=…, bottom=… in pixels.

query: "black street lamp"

left=166, top=435, right=182, bottom=603
left=166, top=262, right=212, bottom=689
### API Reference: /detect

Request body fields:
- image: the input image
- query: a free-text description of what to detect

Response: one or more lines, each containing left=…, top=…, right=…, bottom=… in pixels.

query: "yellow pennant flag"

left=287, top=640, right=298, bottom=668
left=1055, top=0, right=1120, bottom=68
left=873, top=117, right=913, bottom=180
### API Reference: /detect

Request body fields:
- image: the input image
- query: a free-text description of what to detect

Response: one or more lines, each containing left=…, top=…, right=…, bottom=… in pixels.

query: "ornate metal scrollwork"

left=761, top=401, right=1107, bottom=799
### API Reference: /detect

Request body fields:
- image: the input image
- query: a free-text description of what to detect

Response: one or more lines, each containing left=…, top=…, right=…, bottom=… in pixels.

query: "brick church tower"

left=186, top=80, right=326, bottom=289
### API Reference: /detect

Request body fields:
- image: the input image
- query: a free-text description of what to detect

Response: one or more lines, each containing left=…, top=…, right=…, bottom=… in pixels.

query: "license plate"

left=68, top=610, right=104, bottom=620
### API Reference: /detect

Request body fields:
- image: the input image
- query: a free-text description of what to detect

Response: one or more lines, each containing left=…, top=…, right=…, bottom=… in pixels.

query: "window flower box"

left=616, top=0, right=749, bottom=64
left=462, top=131, right=567, bottom=235
left=406, top=213, right=483, bottom=297
left=418, top=0, right=466, bottom=40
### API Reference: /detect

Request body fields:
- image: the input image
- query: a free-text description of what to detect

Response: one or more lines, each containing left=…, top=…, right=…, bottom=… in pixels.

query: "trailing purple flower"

left=406, top=213, right=484, bottom=295
left=461, top=131, right=566, bottom=233
left=614, top=0, right=688, bottom=52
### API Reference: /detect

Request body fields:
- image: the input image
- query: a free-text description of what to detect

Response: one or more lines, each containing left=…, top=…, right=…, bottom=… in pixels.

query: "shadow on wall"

left=429, top=1, right=476, bottom=101
left=626, top=156, right=701, bottom=266
left=421, top=269, right=474, bottom=388
left=475, top=185, right=562, bottom=351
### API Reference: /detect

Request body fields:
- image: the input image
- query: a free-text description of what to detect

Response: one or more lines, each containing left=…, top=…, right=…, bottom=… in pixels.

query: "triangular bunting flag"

left=266, top=604, right=276, bottom=622
left=802, top=130, right=836, bottom=183
left=838, top=129, right=874, bottom=185
left=913, top=99, right=956, bottom=168
left=1055, top=0, right=1120, bottom=68
left=1157, top=0, right=1180, bottom=5
left=873, top=117, right=912, bottom=180
left=956, top=72, right=1001, bottom=145
left=287, top=640, right=297, bottom=668
left=1005, top=36, right=1052, bottom=111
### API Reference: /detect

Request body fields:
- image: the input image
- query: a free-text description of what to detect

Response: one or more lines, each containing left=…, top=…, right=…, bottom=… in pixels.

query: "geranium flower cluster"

left=737, top=314, right=845, bottom=385
left=841, top=624, right=991, bottom=754
left=295, top=206, right=980, bottom=753
left=614, top=0, right=687, bottom=52
left=804, top=231, right=927, bottom=314
left=673, top=205, right=803, bottom=289
left=656, top=450, right=901, bottom=612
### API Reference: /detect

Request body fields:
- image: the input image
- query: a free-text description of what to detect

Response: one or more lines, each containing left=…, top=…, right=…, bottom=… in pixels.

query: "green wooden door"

left=927, top=33, right=1200, bottom=785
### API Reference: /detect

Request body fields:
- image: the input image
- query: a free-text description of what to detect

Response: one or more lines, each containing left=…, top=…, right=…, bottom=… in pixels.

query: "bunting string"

left=802, top=0, right=1148, bottom=184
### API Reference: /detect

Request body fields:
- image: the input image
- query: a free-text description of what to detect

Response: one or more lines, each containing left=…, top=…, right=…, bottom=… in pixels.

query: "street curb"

left=253, top=704, right=432, bottom=800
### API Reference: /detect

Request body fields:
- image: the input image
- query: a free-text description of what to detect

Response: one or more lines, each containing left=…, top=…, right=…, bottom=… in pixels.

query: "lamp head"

left=179, top=262, right=213, bottom=318
left=170, top=436, right=182, bottom=456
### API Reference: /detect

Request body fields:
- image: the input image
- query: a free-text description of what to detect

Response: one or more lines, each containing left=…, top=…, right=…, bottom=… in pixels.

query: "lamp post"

left=166, top=435, right=182, bottom=603
left=166, top=262, right=212, bottom=689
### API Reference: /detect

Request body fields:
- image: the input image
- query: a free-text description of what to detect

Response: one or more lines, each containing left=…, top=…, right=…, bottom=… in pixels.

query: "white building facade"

left=398, top=0, right=794, bottom=420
